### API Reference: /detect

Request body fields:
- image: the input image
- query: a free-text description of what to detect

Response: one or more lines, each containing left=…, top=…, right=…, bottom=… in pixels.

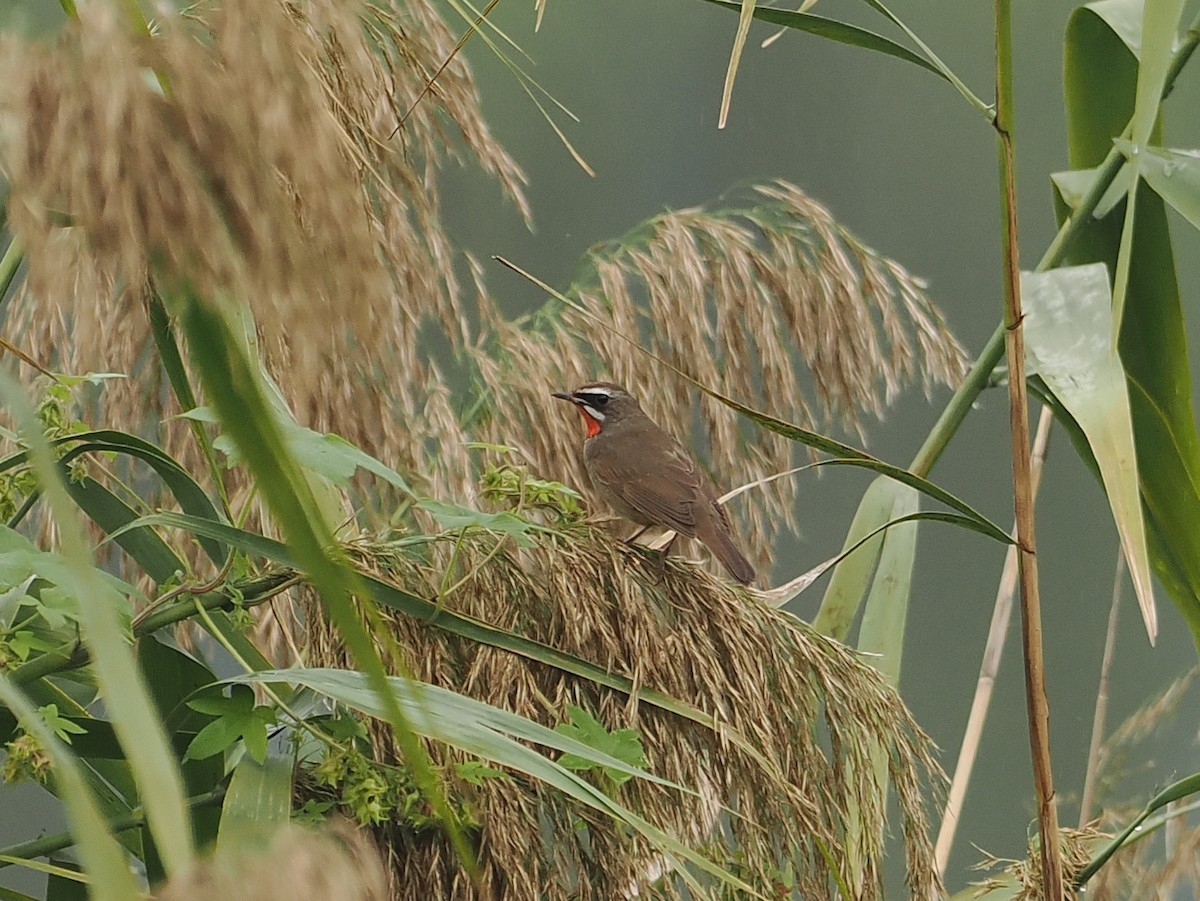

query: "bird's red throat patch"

left=576, top=407, right=603, bottom=438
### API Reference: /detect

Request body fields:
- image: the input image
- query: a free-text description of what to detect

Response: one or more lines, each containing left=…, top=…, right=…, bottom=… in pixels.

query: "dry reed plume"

left=0, top=1, right=966, bottom=579
left=301, top=529, right=944, bottom=900
left=473, top=181, right=968, bottom=568
left=0, top=5, right=963, bottom=897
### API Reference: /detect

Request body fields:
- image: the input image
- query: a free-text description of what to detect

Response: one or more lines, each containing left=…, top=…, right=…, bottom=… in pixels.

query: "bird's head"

left=551, top=382, right=643, bottom=437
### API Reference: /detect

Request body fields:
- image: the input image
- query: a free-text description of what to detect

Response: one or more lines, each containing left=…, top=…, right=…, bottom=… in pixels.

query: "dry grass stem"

left=301, top=528, right=945, bottom=900
left=934, top=405, right=1052, bottom=875
left=1079, top=548, right=1124, bottom=828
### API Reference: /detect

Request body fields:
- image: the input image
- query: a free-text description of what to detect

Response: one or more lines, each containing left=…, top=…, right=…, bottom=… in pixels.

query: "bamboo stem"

left=994, top=0, right=1063, bottom=894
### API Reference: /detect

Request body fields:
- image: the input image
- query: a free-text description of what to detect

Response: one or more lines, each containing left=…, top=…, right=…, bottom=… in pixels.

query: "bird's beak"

left=551, top=391, right=576, bottom=403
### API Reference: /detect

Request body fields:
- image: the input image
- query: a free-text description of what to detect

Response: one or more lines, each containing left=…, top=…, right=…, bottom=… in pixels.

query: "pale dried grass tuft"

left=0, top=0, right=524, bottom=494
left=153, top=819, right=388, bottom=901
left=973, top=827, right=1102, bottom=900
left=303, top=528, right=945, bottom=900
left=1, top=7, right=965, bottom=587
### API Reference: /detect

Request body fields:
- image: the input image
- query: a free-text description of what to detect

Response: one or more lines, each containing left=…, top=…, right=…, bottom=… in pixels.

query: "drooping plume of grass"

left=0, top=0, right=525, bottom=507
left=303, top=529, right=945, bottom=900
left=471, top=180, right=967, bottom=568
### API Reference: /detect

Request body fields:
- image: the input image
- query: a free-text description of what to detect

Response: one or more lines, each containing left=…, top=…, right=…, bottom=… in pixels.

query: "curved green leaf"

left=700, top=0, right=943, bottom=79
left=1109, top=0, right=1185, bottom=335
left=701, top=394, right=1013, bottom=545
left=1023, top=265, right=1157, bottom=641
left=0, top=430, right=227, bottom=566
left=1126, top=142, right=1200, bottom=228
left=1077, top=772, right=1200, bottom=886
left=63, top=473, right=185, bottom=585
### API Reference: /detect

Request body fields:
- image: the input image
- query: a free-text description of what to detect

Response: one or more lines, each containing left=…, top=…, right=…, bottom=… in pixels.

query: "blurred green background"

left=2, top=0, right=1200, bottom=895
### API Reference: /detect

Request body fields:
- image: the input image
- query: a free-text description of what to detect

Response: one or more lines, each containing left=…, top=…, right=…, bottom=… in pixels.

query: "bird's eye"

left=592, top=395, right=609, bottom=408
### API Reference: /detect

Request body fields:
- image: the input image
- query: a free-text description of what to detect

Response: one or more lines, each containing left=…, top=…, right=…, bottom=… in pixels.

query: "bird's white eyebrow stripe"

left=577, top=385, right=615, bottom=396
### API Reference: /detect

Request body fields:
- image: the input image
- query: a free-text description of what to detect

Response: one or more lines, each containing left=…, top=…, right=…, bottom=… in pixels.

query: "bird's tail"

left=703, top=521, right=756, bottom=585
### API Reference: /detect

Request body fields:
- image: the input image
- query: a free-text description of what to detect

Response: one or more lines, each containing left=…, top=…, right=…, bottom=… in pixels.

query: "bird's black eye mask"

left=578, top=393, right=610, bottom=409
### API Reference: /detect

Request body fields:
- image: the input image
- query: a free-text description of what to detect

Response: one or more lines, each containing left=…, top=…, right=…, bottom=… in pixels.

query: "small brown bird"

left=552, top=382, right=756, bottom=584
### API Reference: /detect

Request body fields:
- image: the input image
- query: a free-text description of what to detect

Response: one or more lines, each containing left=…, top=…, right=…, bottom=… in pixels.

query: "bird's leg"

left=651, top=534, right=677, bottom=583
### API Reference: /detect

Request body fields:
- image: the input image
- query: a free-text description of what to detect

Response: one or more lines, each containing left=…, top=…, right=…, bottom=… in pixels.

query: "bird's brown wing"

left=591, top=436, right=718, bottom=538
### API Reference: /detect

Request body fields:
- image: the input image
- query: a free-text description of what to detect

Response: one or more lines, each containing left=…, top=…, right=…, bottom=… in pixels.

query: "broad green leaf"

left=216, top=751, right=294, bottom=853
left=62, top=473, right=185, bottom=585
left=1124, top=142, right=1200, bottom=228
left=1083, top=0, right=1147, bottom=56
left=1050, top=164, right=1132, bottom=219
left=844, top=483, right=917, bottom=897
left=45, top=858, right=88, bottom=901
left=857, top=483, right=920, bottom=685
left=0, top=677, right=141, bottom=901
left=0, top=883, right=44, bottom=900
left=1023, top=265, right=1156, bottom=641
left=139, top=635, right=219, bottom=733
left=234, top=669, right=673, bottom=788
left=185, top=407, right=413, bottom=494
left=417, top=499, right=540, bottom=546
left=1062, top=0, right=1200, bottom=645
left=1128, top=0, right=1184, bottom=142
left=555, top=704, right=647, bottom=787
left=37, top=703, right=87, bottom=743
left=0, top=526, right=138, bottom=615
left=0, top=430, right=227, bottom=566
left=147, top=290, right=228, bottom=518
left=0, top=576, right=31, bottom=628
left=184, top=685, right=274, bottom=764
left=60, top=432, right=227, bottom=563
